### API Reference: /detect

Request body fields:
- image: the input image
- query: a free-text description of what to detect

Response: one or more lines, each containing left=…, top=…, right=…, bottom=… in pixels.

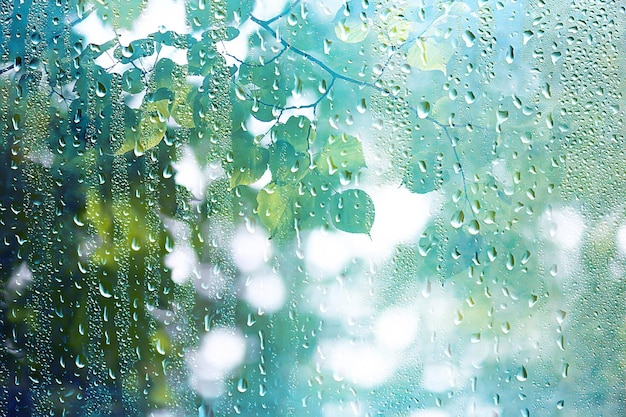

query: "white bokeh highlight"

left=306, top=185, right=433, bottom=277
left=242, top=273, right=287, bottom=313
left=189, top=328, right=246, bottom=398
left=374, top=306, right=419, bottom=351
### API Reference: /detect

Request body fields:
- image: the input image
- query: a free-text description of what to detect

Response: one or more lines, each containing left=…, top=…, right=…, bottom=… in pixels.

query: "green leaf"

left=269, top=140, right=310, bottom=184
left=271, top=116, right=312, bottom=153
left=335, top=19, right=370, bottom=43
left=330, top=189, right=375, bottom=234
left=256, top=169, right=336, bottom=238
left=315, top=133, right=366, bottom=183
left=188, top=38, right=217, bottom=76
left=257, top=183, right=296, bottom=238
left=121, top=68, right=145, bottom=94
left=115, top=38, right=155, bottom=64
left=407, top=37, right=454, bottom=75
left=230, top=136, right=270, bottom=188
left=115, top=98, right=169, bottom=155
left=153, top=30, right=195, bottom=48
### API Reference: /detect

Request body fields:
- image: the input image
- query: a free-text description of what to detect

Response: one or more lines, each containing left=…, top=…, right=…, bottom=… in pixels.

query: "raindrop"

left=487, top=246, right=497, bottom=262
left=357, top=98, right=367, bottom=114
left=462, top=30, right=476, bottom=47
left=99, top=282, right=112, bottom=298
left=468, top=219, right=480, bottom=235
left=505, top=45, right=514, bottom=64
left=96, top=82, right=107, bottom=98
left=131, top=237, right=142, bottom=251
left=11, top=114, right=20, bottom=131
left=163, top=164, right=174, bottom=179
left=237, top=378, right=248, bottom=393
left=506, top=253, right=515, bottom=270
left=155, top=338, right=166, bottom=355
left=450, top=210, right=464, bottom=228
left=75, top=353, right=86, bottom=369
left=516, top=366, right=528, bottom=381
left=417, top=101, right=431, bottom=119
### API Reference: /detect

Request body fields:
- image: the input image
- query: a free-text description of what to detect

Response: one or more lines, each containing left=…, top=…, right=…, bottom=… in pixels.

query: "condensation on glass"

left=1, top=0, right=625, bottom=416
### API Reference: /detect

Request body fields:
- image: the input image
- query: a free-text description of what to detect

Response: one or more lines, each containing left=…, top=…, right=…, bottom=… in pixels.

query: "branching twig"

left=244, top=6, right=474, bottom=209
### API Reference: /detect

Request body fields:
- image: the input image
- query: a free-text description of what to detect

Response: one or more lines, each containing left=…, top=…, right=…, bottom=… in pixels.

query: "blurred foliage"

left=1, top=0, right=626, bottom=416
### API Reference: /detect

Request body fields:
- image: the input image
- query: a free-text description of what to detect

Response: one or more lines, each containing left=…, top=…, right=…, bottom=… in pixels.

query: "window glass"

left=1, top=0, right=625, bottom=416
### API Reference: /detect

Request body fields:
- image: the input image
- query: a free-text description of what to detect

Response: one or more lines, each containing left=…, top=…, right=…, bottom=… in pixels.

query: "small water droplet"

left=505, top=45, right=514, bottom=64
left=462, top=30, right=476, bottom=47
left=516, top=366, right=528, bottom=381
left=506, top=253, right=515, bottom=270
left=11, top=114, right=20, bottom=131
left=131, top=237, right=142, bottom=251
left=450, top=210, right=464, bottom=228
left=99, top=282, right=112, bottom=298
left=156, top=338, right=166, bottom=355
left=357, top=98, right=367, bottom=114
left=468, top=219, right=480, bottom=235
left=96, top=82, right=107, bottom=98
left=75, top=353, right=86, bottom=368
left=417, top=101, right=431, bottom=119
left=237, top=378, right=248, bottom=393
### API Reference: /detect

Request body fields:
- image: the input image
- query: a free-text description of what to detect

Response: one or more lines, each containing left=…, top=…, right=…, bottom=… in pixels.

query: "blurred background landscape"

left=1, top=0, right=625, bottom=416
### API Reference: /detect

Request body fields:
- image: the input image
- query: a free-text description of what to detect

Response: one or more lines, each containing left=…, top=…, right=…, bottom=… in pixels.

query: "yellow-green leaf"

left=115, top=99, right=169, bottom=155
left=257, top=183, right=295, bottom=237
left=407, top=37, right=454, bottom=75
left=335, top=19, right=370, bottom=43
left=315, top=133, right=366, bottom=182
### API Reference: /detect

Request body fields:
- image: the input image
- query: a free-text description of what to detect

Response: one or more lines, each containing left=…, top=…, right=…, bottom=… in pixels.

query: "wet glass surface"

left=1, top=1, right=626, bottom=416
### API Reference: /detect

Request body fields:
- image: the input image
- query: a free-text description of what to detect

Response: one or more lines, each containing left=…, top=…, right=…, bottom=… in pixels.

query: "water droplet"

left=131, top=237, right=142, bottom=251
left=450, top=210, right=464, bottom=228
left=11, top=114, right=20, bottom=131
left=516, top=366, right=528, bottom=381
left=73, top=214, right=85, bottom=227
left=99, top=282, right=112, bottom=298
left=96, top=82, right=107, bottom=98
left=468, top=219, right=480, bottom=235
left=417, top=101, right=431, bottom=119
left=505, top=45, right=514, bottom=64
left=357, top=98, right=367, bottom=114
left=75, top=353, right=86, bottom=368
left=156, top=338, right=166, bottom=355
left=506, top=253, right=515, bottom=270
left=163, top=164, right=174, bottom=179
left=237, top=378, right=248, bottom=393
left=462, top=30, right=476, bottom=47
